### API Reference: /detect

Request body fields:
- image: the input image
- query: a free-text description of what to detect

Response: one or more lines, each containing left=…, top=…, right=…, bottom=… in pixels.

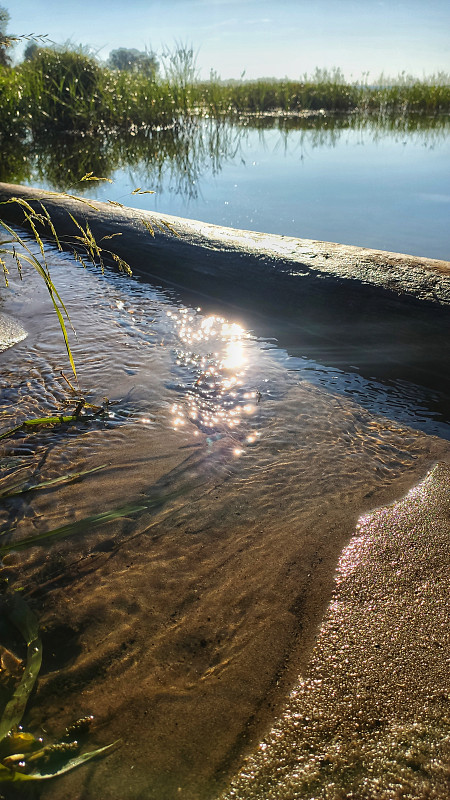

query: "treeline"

left=1, top=46, right=449, bottom=137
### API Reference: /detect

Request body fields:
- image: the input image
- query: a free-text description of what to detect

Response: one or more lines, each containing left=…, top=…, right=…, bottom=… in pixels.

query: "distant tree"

left=107, top=47, right=159, bottom=78
left=0, top=6, right=12, bottom=67
left=107, top=47, right=138, bottom=71
left=24, top=40, right=39, bottom=61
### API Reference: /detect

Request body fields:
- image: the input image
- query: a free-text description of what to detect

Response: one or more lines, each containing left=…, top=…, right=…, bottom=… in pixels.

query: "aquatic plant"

left=199, top=68, right=450, bottom=116
left=0, top=399, right=114, bottom=440
left=18, top=47, right=103, bottom=133
left=0, top=502, right=147, bottom=556
left=0, top=592, right=117, bottom=783
left=1, top=43, right=449, bottom=140
left=0, top=465, right=105, bottom=498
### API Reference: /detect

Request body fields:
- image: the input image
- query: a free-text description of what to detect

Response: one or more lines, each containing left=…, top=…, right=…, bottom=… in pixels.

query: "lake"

left=10, top=113, right=450, bottom=262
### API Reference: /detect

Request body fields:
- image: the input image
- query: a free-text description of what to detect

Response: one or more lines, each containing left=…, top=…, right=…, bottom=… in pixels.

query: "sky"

left=7, top=0, right=450, bottom=81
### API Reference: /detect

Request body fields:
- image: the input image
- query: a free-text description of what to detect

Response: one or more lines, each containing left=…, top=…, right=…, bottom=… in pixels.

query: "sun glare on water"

left=165, top=309, right=259, bottom=443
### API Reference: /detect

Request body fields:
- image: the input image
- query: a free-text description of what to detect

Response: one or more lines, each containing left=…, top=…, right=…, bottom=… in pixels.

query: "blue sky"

left=8, top=0, right=450, bottom=80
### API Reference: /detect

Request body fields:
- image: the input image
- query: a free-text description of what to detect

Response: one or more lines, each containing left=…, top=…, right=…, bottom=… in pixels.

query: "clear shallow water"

left=18, top=114, right=450, bottom=261
left=0, top=235, right=449, bottom=799
left=132, top=121, right=450, bottom=260
left=3, top=236, right=444, bottom=531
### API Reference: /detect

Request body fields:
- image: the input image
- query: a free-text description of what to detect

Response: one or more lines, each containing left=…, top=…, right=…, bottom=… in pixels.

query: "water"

left=4, top=113, right=449, bottom=261
left=0, top=232, right=449, bottom=798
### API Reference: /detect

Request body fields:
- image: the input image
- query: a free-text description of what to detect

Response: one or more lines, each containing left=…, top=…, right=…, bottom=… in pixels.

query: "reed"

left=17, top=47, right=104, bottom=132
left=1, top=46, right=449, bottom=140
left=0, top=66, right=26, bottom=136
left=199, top=67, right=450, bottom=116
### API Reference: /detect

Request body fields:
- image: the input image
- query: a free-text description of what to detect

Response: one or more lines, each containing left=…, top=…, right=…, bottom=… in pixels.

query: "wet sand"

left=223, top=462, right=450, bottom=800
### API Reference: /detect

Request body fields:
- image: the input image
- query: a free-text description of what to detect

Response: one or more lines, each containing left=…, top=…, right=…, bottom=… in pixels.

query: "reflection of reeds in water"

left=1, top=112, right=448, bottom=198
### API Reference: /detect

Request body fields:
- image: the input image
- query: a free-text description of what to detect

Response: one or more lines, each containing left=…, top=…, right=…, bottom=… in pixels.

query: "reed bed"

left=209, top=77, right=450, bottom=115
left=0, top=48, right=449, bottom=139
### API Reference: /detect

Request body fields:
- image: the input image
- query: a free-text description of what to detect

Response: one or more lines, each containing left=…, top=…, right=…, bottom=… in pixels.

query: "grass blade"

left=0, top=503, right=147, bottom=554
left=40, top=191, right=100, bottom=211
left=34, top=741, right=120, bottom=779
left=0, top=415, right=80, bottom=440
left=0, top=482, right=188, bottom=553
left=0, top=465, right=106, bottom=499
left=0, top=741, right=119, bottom=782
left=48, top=295, right=77, bottom=379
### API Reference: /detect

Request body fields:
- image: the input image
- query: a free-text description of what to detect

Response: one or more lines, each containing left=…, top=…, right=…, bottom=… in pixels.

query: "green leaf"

left=0, top=595, right=42, bottom=743
left=0, top=741, right=119, bottom=782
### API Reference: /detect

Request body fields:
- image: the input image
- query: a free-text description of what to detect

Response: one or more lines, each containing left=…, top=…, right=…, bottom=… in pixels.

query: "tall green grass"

left=198, top=67, right=450, bottom=115
left=18, top=48, right=103, bottom=132
left=0, top=47, right=448, bottom=139
left=0, top=66, right=27, bottom=135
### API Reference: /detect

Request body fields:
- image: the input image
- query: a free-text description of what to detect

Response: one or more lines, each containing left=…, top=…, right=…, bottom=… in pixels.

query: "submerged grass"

left=0, top=465, right=105, bottom=498
left=0, top=592, right=117, bottom=783
left=0, top=503, right=147, bottom=554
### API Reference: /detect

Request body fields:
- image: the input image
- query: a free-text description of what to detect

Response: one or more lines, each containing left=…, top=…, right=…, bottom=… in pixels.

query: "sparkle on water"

left=167, top=309, right=261, bottom=441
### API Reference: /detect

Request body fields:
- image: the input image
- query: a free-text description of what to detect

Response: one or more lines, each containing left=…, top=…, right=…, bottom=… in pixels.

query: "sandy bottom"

left=0, top=239, right=449, bottom=800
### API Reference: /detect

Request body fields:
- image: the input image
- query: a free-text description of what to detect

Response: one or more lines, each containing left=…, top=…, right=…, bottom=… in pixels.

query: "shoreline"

left=1, top=182, right=449, bottom=290
left=223, top=461, right=450, bottom=800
